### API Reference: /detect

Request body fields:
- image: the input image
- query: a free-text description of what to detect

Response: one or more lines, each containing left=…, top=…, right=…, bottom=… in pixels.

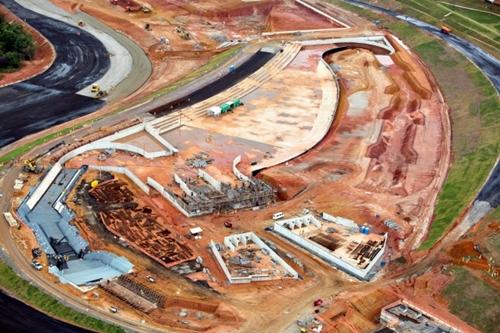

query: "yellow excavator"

left=23, top=157, right=43, bottom=174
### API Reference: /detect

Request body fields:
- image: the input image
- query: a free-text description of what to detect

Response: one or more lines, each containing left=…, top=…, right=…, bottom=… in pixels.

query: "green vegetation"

left=0, top=45, right=242, bottom=169
left=141, top=45, right=242, bottom=101
left=0, top=260, right=125, bottom=333
left=0, top=14, right=35, bottom=71
left=443, top=266, right=499, bottom=333
left=372, top=0, right=500, bottom=57
left=326, top=0, right=500, bottom=249
left=0, top=122, right=87, bottom=166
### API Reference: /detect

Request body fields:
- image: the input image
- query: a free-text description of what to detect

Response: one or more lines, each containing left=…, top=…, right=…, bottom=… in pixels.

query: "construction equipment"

left=175, top=26, right=191, bottom=40
left=440, top=25, right=452, bottom=34
left=91, top=84, right=100, bottom=93
left=23, top=158, right=43, bottom=174
left=90, top=84, right=108, bottom=98
left=207, top=99, right=243, bottom=117
left=90, top=180, right=100, bottom=188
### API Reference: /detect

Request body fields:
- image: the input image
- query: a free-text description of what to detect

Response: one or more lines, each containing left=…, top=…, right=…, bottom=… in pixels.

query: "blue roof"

left=18, top=167, right=133, bottom=286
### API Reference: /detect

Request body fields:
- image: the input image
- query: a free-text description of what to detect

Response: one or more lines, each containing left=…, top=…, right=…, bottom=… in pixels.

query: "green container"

left=232, top=98, right=242, bottom=107
left=220, top=103, right=231, bottom=113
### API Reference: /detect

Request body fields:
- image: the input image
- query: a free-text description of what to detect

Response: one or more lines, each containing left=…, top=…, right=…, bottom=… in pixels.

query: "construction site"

left=210, top=232, right=298, bottom=284
left=273, top=213, right=386, bottom=280
left=3, top=0, right=491, bottom=332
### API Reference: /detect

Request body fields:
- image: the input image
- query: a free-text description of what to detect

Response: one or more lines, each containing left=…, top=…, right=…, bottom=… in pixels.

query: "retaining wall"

left=212, top=232, right=298, bottom=284
left=273, top=218, right=386, bottom=280
left=198, top=169, right=222, bottom=192
left=89, top=165, right=149, bottom=194
left=232, top=155, right=253, bottom=184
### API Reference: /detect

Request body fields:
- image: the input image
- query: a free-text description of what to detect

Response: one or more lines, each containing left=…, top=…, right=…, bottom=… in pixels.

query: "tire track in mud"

left=0, top=0, right=110, bottom=147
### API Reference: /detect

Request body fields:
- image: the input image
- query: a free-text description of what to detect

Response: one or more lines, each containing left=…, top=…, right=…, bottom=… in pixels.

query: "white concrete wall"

left=209, top=241, right=234, bottom=283
left=232, top=155, right=253, bottom=184
left=147, top=177, right=195, bottom=217
left=300, top=35, right=395, bottom=54
left=321, top=212, right=359, bottom=230
left=144, top=123, right=178, bottom=153
left=215, top=232, right=299, bottom=284
left=279, top=213, right=322, bottom=230
left=174, top=174, right=197, bottom=197
left=198, top=169, right=222, bottom=192
left=89, top=165, right=149, bottom=194
left=96, top=124, right=145, bottom=143
left=26, top=163, right=62, bottom=210
left=274, top=222, right=374, bottom=280
left=27, top=138, right=169, bottom=210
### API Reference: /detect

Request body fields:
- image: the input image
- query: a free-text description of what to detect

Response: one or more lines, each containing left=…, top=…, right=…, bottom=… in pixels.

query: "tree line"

left=0, top=14, right=35, bottom=71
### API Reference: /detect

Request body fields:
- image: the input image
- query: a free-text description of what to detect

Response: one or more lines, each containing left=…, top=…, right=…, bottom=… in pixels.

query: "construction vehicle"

left=90, top=84, right=108, bottom=98
left=207, top=99, right=243, bottom=117
left=23, top=158, right=43, bottom=174
left=175, top=26, right=191, bottom=40
left=90, top=180, right=100, bottom=188
left=440, top=25, right=452, bottom=35
left=91, top=84, right=100, bottom=93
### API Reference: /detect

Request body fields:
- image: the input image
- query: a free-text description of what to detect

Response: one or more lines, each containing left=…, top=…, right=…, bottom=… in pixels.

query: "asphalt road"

left=344, top=0, right=500, bottom=92
left=477, top=160, right=500, bottom=207
left=0, top=0, right=109, bottom=147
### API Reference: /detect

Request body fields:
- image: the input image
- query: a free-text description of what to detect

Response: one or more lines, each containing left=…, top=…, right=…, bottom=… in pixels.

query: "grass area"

left=441, top=3, right=500, bottom=25
left=327, top=0, right=500, bottom=249
left=0, top=260, right=125, bottom=333
left=372, top=0, right=500, bottom=56
left=443, top=266, right=499, bottom=332
left=0, top=45, right=242, bottom=169
left=137, top=45, right=242, bottom=102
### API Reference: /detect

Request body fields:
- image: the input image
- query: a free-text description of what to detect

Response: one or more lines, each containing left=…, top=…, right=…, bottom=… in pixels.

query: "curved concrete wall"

left=300, top=35, right=395, bottom=55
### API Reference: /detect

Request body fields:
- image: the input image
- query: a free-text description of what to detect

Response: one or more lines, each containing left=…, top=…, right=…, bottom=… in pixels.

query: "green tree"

left=0, top=14, right=35, bottom=70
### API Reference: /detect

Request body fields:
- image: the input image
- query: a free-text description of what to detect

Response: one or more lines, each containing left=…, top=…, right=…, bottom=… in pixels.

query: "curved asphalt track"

left=344, top=0, right=500, bottom=92
left=0, top=0, right=110, bottom=147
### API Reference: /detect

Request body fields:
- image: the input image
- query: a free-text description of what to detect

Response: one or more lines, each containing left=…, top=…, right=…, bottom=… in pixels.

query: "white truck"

left=3, top=212, right=19, bottom=228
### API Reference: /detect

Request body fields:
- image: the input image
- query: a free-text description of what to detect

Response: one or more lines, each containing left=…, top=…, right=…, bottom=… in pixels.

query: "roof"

left=190, top=227, right=203, bottom=234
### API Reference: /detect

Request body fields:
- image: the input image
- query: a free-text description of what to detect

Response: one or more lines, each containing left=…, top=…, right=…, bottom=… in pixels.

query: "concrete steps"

left=152, top=43, right=302, bottom=134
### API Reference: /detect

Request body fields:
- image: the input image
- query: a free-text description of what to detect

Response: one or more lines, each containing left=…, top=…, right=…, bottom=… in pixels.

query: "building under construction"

left=152, top=155, right=274, bottom=217
left=86, top=177, right=195, bottom=268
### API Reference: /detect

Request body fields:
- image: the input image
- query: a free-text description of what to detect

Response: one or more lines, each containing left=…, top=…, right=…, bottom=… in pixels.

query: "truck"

left=440, top=25, right=452, bottom=35
left=207, top=99, right=243, bottom=117
left=272, top=212, right=285, bottom=220
left=3, top=212, right=19, bottom=228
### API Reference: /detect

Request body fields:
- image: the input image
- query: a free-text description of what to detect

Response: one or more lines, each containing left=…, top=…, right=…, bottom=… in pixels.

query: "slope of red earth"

left=0, top=4, right=55, bottom=87
left=260, top=34, right=450, bottom=257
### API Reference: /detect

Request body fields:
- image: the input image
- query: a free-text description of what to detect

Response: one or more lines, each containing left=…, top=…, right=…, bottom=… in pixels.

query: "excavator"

left=22, top=141, right=65, bottom=174
left=23, top=156, right=44, bottom=174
